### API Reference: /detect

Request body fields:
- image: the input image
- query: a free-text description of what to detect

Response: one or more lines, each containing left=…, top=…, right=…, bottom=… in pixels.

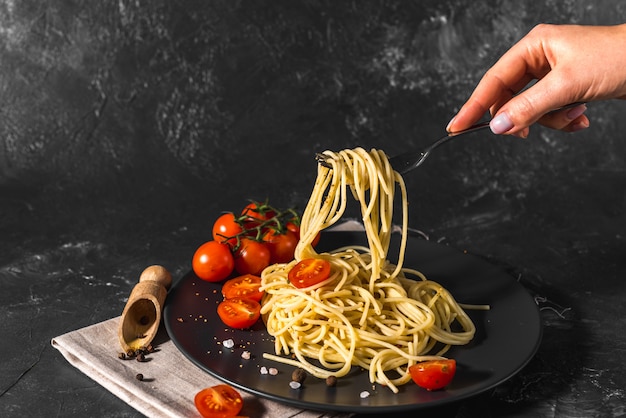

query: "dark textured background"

left=1, top=1, right=626, bottom=416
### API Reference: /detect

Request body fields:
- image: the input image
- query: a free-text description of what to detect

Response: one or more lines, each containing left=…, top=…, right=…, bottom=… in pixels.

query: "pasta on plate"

left=260, top=147, right=477, bottom=393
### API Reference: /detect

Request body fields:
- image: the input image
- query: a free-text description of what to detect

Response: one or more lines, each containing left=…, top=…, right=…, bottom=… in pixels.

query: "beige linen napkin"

left=52, top=317, right=350, bottom=418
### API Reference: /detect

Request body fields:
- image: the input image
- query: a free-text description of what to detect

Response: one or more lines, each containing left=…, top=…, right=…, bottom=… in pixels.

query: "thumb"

left=489, top=76, right=573, bottom=135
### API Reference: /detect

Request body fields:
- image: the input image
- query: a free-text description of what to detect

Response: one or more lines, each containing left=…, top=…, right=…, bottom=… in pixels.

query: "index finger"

left=448, top=33, right=551, bottom=131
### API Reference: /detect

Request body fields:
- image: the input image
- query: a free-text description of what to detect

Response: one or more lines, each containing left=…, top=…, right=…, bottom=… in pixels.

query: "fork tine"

left=315, top=153, right=333, bottom=168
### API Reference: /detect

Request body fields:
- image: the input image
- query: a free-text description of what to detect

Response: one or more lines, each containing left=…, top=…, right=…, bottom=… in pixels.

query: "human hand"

left=447, top=23, right=626, bottom=137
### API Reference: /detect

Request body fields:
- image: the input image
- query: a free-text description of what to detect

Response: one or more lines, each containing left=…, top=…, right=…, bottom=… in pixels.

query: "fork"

left=316, top=103, right=584, bottom=174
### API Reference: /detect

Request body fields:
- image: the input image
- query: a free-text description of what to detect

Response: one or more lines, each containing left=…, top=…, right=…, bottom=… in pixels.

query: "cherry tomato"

left=286, top=222, right=300, bottom=236
left=192, top=241, right=234, bottom=282
left=233, top=238, right=271, bottom=275
left=409, top=359, right=457, bottom=391
left=288, top=259, right=331, bottom=288
left=194, top=384, right=243, bottom=418
left=222, top=274, right=264, bottom=302
left=212, top=213, right=243, bottom=247
left=287, top=222, right=321, bottom=247
left=241, top=201, right=276, bottom=222
left=217, top=297, right=261, bottom=329
left=263, top=229, right=299, bottom=264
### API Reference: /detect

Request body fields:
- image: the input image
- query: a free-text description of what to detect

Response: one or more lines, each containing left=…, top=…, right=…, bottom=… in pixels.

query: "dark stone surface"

left=1, top=1, right=626, bottom=416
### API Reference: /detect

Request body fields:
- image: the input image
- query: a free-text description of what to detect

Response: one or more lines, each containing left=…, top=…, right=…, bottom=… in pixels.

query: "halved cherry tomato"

left=192, top=241, right=234, bottom=282
left=222, top=274, right=264, bottom=302
left=212, top=213, right=243, bottom=247
left=233, top=238, right=271, bottom=275
left=241, top=201, right=276, bottom=223
left=288, top=259, right=331, bottom=288
left=194, top=384, right=243, bottom=418
left=263, top=229, right=298, bottom=264
left=409, top=359, right=456, bottom=391
left=217, top=297, right=261, bottom=329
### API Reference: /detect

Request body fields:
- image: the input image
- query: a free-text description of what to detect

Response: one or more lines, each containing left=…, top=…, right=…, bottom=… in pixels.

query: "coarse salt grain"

left=269, top=367, right=278, bottom=375
left=241, top=351, right=251, bottom=360
left=359, top=391, right=370, bottom=399
left=260, top=366, right=269, bottom=375
left=289, top=381, right=301, bottom=389
left=222, top=339, right=235, bottom=349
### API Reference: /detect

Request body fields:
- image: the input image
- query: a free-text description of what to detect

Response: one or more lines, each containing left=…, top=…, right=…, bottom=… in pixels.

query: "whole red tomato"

left=233, top=238, right=270, bottom=275
left=241, top=202, right=276, bottom=223
left=287, top=222, right=321, bottom=247
left=263, top=229, right=299, bottom=264
left=212, top=213, right=243, bottom=247
left=192, top=241, right=234, bottom=282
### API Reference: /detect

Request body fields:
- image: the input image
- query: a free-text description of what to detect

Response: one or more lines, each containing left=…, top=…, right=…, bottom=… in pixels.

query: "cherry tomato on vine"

left=222, top=274, right=264, bottom=302
left=264, top=229, right=298, bottom=264
left=286, top=222, right=321, bottom=247
left=212, top=213, right=243, bottom=247
left=288, top=258, right=331, bottom=288
left=192, top=241, right=234, bottom=282
left=233, top=238, right=271, bottom=275
left=194, top=384, right=243, bottom=418
left=241, top=201, right=276, bottom=223
left=409, top=359, right=457, bottom=391
left=217, top=297, right=261, bottom=329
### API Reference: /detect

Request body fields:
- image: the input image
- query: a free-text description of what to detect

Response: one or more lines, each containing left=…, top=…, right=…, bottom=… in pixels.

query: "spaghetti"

left=260, top=147, right=477, bottom=392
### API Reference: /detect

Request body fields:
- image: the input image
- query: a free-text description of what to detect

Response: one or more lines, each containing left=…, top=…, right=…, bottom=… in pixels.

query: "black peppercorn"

left=135, top=373, right=144, bottom=381
left=291, top=368, right=307, bottom=383
left=118, top=352, right=126, bottom=360
left=136, top=352, right=146, bottom=362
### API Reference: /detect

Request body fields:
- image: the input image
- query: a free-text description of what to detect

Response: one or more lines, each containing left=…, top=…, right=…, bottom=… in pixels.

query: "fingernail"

left=446, top=116, right=456, bottom=132
left=566, top=104, right=587, bottom=120
left=490, top=113, right=514, bottom=134
left=570, top=119, right=590, bottom=132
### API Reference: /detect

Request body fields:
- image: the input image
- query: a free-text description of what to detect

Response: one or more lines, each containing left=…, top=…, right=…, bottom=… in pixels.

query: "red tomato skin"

left=217, top=297, right=261, bottom=329
left=287, top=223, right=321, bottom=247
left=212, top=213, right=243, bottom=247
left=233, top=238, right=271, bottom=275
left=288, top=259, right=331, bottom=288
left=409, top=359, right=457, bottom=391
left=192, top=241, right=234, bottom=282
left=222, top=274, right=264, bottom=302
left=241, top=202, right=275, bottom=222
left=264, top=229, right=299, bottom=264
left=194, top=384, right=243, bottom=418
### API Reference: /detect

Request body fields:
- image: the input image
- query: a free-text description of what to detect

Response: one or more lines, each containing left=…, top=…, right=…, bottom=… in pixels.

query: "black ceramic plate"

left=164, top=231, right=542, bottom=413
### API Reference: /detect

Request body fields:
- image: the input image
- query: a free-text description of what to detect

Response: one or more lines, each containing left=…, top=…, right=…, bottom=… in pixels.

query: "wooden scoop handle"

left=118, top=265, right=172, bottom=352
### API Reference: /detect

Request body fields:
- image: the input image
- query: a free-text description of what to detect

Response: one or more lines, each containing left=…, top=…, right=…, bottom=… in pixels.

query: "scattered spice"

left=135, top=373, right=144, bottom=381
left=118, top=352, right=127, bottom=360
left=136, top=352, right=146, bottom=362
left=325, top=375, right=337, bottom=387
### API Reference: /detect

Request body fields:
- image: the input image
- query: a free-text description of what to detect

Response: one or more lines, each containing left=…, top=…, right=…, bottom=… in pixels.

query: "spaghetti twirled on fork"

left=260, top=148, right=476, bottom=392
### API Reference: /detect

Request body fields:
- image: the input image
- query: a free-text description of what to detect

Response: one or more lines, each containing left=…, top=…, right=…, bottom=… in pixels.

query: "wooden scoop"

left=118, top=265, right=172, bottom=352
